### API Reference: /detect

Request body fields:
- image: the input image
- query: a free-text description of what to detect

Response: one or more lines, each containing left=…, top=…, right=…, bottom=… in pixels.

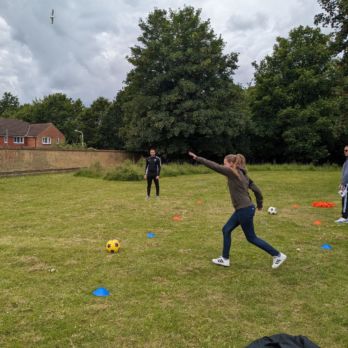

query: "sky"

left=0, top=0, right=325, bottom=105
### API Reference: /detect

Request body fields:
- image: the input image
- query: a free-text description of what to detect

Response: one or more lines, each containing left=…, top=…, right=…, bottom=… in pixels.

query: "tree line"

left=1, top=0, right=346, bottom=163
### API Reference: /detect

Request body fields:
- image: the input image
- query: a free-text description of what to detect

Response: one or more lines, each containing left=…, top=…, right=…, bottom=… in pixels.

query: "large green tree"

left=98, top=93, right=125, bottom=150
left=19, top=93, right=85, bottom=143
left=315, top=0, right=348, bottom=161
left=315, top=0, right=348, bottom=68
left=0, top=92, right=20, bottom=117
left=119, top=6, right=249, bottom=156
left=250, top=26, right=341, bottom=163
left=78, top=97, right=111, bottom=148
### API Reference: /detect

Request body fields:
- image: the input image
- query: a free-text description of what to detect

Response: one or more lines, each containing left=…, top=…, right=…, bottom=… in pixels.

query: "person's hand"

left=188, top=151, right=197, bottom=160
left=156, top=176, right=159, bottom=180
left=144, top=175, right=147, bottom=180
left=339, top=184, right=343, bottom=190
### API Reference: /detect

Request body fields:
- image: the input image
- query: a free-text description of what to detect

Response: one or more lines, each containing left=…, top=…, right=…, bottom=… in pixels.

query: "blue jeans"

left=222, top=205, right=279, bottom=259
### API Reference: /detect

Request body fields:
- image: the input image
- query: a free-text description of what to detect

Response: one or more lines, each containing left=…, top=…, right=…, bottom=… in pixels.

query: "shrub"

left=104, top=162, right=144, bottom=181
left=75, top=161, right=339, bottom=181
left=74, top=162, right=105, bottom=178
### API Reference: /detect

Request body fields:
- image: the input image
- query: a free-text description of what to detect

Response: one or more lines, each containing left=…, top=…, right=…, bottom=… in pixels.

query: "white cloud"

left=0, top=15, right=43, bottom=102
left=0, top=0, right=326, bottom=104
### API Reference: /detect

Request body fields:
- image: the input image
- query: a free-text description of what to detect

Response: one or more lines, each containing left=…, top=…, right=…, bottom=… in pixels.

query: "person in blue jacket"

left=336, top=145, right=348, bottom=223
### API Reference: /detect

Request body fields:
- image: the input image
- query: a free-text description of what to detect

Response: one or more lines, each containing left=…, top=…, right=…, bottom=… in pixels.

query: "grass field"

left=0, top=169, right=347, bottom=347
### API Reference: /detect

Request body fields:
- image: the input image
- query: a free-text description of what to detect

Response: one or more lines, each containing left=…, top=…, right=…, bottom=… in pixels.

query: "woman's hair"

left=236, top=154, right=247, bottom=172
left=224, top=154, right=240, bottom=178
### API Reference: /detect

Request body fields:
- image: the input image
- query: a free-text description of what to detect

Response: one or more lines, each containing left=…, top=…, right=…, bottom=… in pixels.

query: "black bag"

left=246, top=333, right=320, bottom=348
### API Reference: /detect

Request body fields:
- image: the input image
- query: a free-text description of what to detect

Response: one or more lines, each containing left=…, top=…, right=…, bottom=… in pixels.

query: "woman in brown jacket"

left=189, top=152, right=286, bottom=269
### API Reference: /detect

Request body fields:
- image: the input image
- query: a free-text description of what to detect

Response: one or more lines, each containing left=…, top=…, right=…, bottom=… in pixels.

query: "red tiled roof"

left=27, top=123, right=52, bottom=136
left=0, top=118, right=30, bottom=136
left=0, top=118, right=54, bottom=137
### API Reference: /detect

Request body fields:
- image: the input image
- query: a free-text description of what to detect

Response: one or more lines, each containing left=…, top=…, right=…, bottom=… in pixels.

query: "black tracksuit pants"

left=342, top=184, right=348, bottom=218
left=147, top=175, right=159, bottom=196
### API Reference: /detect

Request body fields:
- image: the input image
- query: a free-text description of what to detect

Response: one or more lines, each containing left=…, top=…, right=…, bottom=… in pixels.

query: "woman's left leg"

left=240, top=205, right=279, bottom=257
left=212, top=213, right=239, bottom=267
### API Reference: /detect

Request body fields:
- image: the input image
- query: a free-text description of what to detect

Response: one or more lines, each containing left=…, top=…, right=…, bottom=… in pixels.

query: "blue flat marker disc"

left=92, top=287, right=110, bottom=296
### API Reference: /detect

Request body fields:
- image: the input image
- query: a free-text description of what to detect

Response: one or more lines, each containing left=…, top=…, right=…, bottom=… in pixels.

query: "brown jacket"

left=196, top=157, right=263, bottom=210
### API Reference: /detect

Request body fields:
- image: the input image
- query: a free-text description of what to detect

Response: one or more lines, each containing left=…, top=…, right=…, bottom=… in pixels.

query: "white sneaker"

left=146, top=195, right=150, bottom=200
left=335, top=217, right=348, bottom=223
left=272, top=252, right=287, bottom=269
left=212, top=256, right=230, bottom=267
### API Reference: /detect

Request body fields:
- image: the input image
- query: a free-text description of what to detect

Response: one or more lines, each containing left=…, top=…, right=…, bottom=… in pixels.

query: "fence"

left=0, top=148, right=135, bottom=175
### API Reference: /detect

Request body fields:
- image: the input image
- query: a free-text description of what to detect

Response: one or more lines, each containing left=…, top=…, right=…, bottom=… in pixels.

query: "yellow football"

left=106, top=239, right=120, bottom=253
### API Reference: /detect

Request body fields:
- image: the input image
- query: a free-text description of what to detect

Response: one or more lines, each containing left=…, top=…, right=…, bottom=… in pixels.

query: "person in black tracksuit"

left=144, top=148, right=161, bottom=199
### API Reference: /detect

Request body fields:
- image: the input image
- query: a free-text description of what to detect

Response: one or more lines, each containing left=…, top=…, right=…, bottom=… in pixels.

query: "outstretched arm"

left=188, top=152, right=234, bottom=177
left=188, top=152, right=197, bottom=160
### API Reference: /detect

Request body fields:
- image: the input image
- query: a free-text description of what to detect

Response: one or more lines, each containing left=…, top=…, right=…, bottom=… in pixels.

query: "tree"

left=0, top=92, right=20, bottom=117
left=11, top=103, right=34, bottom=121
left=119, top=6, right=249, bottom=156
left=98, top=93, right=125, bottom=149
left=315, top=0, right=348, bottom=68
left=250, top=26, right=341, bottom=162
left=78, top=97, right=111, bottom=148
left=21, top=93, right=85, bottom=143
left=315, top=0, right=348, bottom=161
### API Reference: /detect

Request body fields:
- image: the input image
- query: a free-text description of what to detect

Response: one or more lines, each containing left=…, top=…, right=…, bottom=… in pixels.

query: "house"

left=0, top=118, right=65, bottom=148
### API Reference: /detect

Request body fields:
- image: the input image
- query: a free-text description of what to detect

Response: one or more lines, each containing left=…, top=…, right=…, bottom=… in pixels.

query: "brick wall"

left=27, top=138, right=36, bottom=147
left=0, top=148, right=135, bottom=173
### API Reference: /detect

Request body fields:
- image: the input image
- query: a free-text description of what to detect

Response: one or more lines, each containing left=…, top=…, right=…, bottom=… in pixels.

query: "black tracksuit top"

left=145, top=156, right=161, bottom=176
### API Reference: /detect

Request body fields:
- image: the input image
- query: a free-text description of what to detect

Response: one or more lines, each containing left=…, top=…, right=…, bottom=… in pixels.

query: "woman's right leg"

left=239, top=206, right=279, bottom=256
left=222, top=212, right=240, bottom=259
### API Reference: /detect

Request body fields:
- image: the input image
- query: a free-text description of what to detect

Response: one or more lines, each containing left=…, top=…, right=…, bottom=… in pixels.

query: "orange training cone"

left=172, top=214, right=183, bottom=222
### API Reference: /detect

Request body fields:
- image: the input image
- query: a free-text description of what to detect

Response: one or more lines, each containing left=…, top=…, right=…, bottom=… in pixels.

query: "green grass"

left=0, top=169, right=347, bottom=347
left=248, top=163, right=340, bottom=171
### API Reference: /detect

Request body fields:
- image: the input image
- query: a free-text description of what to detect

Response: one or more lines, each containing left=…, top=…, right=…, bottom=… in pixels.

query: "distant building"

left=0, top=118, right=65, bottom=148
